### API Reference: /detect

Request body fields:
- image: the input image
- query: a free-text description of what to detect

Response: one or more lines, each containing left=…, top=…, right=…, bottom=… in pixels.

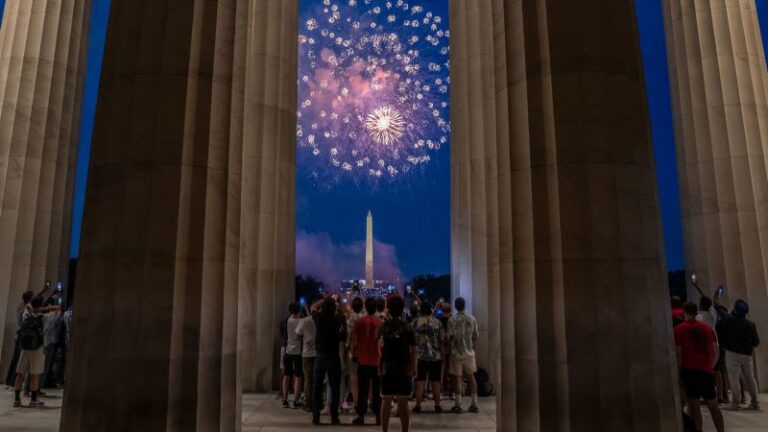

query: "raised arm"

left=691, top=274, right=706, bottom=298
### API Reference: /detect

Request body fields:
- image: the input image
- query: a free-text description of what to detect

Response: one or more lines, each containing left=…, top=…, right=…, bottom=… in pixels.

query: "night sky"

left=2, top=0, right=761, bottom=282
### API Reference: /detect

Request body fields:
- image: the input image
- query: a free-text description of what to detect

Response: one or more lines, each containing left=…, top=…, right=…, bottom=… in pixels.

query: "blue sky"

left=1, top=0, right=762, bottom=276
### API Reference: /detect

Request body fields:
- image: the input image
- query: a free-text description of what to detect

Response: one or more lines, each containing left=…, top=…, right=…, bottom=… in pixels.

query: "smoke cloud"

left=296, top=230, right=405, bottom=290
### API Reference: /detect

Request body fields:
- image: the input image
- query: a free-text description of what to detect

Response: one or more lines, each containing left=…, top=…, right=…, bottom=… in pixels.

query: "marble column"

left=0, top=0, right=91, bottom=376
left=238, top=0, right=297, bottom=393
left=451, top=0, right=682, bottom=430
left=662, top=0, right=768, bottom=386
left=60, top=0, right=249, bottom=429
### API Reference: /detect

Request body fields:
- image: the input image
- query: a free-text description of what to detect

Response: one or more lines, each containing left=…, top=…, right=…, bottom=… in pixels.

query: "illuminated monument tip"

left=366, top=211, right=374, bottom=288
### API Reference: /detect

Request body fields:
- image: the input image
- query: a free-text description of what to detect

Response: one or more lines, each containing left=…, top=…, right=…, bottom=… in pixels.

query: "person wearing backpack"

left=377, top=295, right=417, bottom=432
left=13, top=296, right=60, bottom=407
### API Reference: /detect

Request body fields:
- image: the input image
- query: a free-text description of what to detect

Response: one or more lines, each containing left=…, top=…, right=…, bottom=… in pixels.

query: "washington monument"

left=365, top=210, right=374, bottom=287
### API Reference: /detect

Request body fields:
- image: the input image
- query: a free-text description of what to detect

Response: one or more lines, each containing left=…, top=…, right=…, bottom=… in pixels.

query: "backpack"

left=474, top=368, right=494, bottom=397
left=381, top=323, right=411, bottom=365
left=18, top=314, right=44, bottom=350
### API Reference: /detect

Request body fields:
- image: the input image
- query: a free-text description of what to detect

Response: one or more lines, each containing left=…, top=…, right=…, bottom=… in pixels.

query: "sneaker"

left=12, top=400, right=21, bottom=408
left=412, top=405, right=422, bottom=414
left=435, top=405, right=443, bottom=413
left=282, top=400, right=290, bottom=408
left=468, top=404, right=479, bottom=413
left=29, top=400, right=45, bottom=408
left=747, top=403, right=760, bottom=411
left=352, top=417, right=365, bottom=426
left=451, top=405, right=463, bottom=414
left=291, top=401, right=301, bottom=409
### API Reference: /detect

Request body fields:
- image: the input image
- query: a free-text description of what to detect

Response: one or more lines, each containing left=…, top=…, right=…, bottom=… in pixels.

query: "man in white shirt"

left=283, top=303, right=304, bottom=409
left=447, top=297, right=479, bottom=414
left=296, top=305, right=316, bottom=412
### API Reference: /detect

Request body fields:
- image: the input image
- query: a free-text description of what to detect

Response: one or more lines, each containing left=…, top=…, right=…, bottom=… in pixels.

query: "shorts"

left=283, top=354, right=304, bottom=377
left=16, top=348, right=44, bottom=375
left=416, top=360, right=442, bottom=382
left=680, top=369, right=716, bottom=401
left=348, top=359, right=358, bottom=377
left=449, top=355, right=477, bottom=376
left=381, top=375, right=413, bottom=397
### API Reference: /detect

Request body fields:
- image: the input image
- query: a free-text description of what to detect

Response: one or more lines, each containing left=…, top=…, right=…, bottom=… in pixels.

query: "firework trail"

left=298, top=0, right=450, bottom=182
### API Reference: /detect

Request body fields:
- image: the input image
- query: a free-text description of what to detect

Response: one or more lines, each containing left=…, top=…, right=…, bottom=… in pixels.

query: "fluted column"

left=662, top=0, right=768, bottom=386
left=238, top=0, right=297, bottom=392
left=0, top=0, right=91, bottom=376
left=60, top=0, right=250, bottom=429
left=451, top=1, right=681, bottom=430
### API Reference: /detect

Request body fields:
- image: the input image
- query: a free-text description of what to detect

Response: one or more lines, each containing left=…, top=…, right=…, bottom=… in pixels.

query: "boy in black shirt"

left=377, top=296, right=417, bottom=432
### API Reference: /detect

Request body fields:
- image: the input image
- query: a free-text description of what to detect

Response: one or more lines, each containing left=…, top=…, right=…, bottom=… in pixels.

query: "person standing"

left=296, top=305, right=317, bottom=412
left=282, top=303, right=304, bottom=408
left=437, top=301, right=452, bottom=396
left=412, top=301, right=444, bottom=414
left=311, top=297, right=345, bottom=426
left=718, top=299, right=760, bottom=410
left=13, top=297, right=60, bottom=407
left=674, top=302, right=724, bottom=432
left=447, top=297, right=479, bottom=414
left=351, top=298, right=383, bottom=426
left=378, top=296, right=417, bottom=432
left=5, top=291, right=34, bottom=387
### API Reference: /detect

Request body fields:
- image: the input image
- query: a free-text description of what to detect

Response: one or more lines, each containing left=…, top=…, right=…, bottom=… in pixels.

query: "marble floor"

left=0, top=387, right=766, bottom=431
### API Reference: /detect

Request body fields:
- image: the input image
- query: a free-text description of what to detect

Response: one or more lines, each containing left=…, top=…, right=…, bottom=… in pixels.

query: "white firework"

left=365, top=106, right=406, bottom=145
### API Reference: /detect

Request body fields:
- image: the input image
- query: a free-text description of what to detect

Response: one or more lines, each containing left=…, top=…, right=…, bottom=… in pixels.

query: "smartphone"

left=406, top=286, right=412, bottom=293
left=299, top=297, right=306, bottom=306
left=56, top=282, right=63, bottom=292
left=716, top=285, right=725, bottom=296
left=691, top=272, right=697, bottom=284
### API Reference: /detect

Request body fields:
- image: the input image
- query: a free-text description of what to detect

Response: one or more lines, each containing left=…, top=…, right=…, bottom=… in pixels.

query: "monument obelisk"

left=365, top=211, right=374, bottom=288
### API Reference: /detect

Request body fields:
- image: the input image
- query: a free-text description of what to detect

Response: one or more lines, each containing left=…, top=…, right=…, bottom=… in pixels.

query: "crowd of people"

left=673, top=275, right=761, bottom=432
left=4, top=282, right=72, bottom=408
left=279, top=291, right=481, bottom=431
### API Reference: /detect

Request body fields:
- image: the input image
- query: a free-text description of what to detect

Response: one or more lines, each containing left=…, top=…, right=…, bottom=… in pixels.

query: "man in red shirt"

left=674, top=302, right=724, bottom=432
left=350, top=298, right=383, bottom=426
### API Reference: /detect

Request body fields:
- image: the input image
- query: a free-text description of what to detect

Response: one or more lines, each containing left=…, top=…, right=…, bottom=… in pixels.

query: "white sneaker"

left=747, top=403, right=760, bottom=411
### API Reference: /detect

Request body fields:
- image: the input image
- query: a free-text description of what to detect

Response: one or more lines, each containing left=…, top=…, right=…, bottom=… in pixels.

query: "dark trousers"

left=356, top=364, right=381, bottom=420
left=41, top=344, right=57, bottom=388
left=312, top=353, right=341, bottom=421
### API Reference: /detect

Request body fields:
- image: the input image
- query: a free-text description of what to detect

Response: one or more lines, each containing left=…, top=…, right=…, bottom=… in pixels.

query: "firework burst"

left=365, top=106, right=406, bottom=145
left=297, top=0, right=450, bottom=181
